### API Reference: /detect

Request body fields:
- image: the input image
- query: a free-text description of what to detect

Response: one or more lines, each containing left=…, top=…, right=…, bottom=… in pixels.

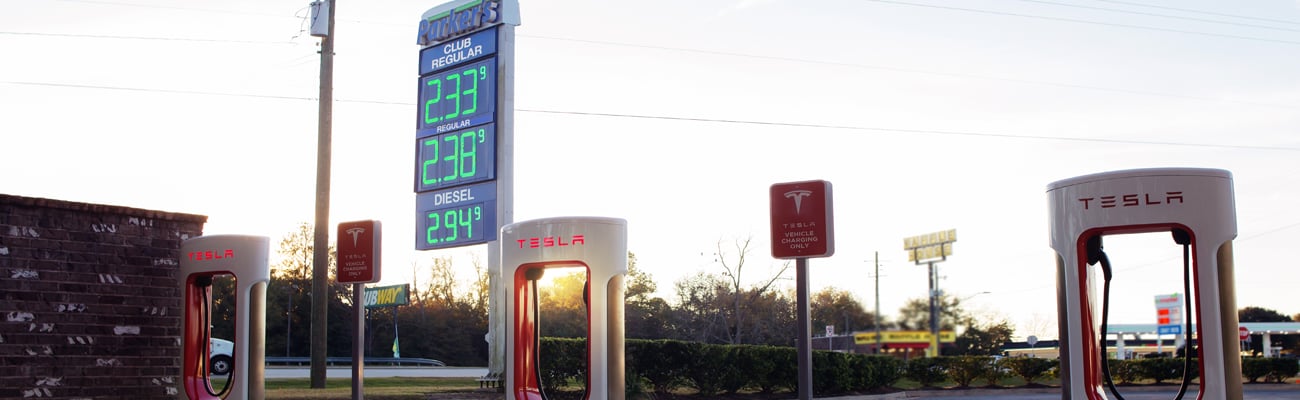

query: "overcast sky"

left=4, top=0, right=1298, bottom=340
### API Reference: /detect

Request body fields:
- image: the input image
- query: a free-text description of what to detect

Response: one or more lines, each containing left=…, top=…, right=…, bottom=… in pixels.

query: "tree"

left=953, top=320, right=1015, bottom=356
left=538, top=268, right=589, bottom=338
left=810, top=287, right=875, bottom=337
left=896, top=295, right=968, bottom=331
left=625, top=252, right=673, bottom=339
left=712, top=236, right=790, bottom=345
left=670, top=271, right=730, bottom=343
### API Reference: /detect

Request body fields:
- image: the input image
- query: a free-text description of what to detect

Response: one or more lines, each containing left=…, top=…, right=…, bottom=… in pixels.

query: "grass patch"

left=262, top=377, right=481, bottom=399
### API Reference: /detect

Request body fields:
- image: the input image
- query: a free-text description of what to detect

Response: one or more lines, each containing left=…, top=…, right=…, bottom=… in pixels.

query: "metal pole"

left=287, top=284, right=293, bottom=357
left=928, top=262, right=939, bottom=357
left=392, top=305, right=399, bottom=358
left=874, top=252, right=881, bottom=353
left=796, top=257, right=813, bottom=400
left=309, top=0, right=336, bottom=389
left=352, top=283, right=365, bottom=399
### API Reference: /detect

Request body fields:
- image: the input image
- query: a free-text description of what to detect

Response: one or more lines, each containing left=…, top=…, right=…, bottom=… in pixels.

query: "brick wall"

left=0, top=194, right=206, bottom=399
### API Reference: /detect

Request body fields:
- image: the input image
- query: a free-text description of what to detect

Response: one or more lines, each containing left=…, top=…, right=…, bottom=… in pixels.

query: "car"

left=209, top=338, right=234, bottom=375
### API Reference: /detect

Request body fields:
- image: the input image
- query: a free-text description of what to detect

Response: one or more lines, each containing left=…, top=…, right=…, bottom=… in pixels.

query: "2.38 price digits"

left=425, top=205, right=483, bottom=245
left=419, top=57, right=496, bottom=130
left=416, top=125, right=495, bottom=192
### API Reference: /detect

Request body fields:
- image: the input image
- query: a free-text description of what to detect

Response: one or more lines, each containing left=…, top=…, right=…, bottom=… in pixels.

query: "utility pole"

left=309, top=0, right=336, bottom=389
left=874, top=252, right=882, bottom=353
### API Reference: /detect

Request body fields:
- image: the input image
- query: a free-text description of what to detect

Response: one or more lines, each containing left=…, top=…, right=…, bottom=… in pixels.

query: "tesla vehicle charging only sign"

left=338, top=220, right=381, bottom=284
left=770, top=180, right=834, bottom=259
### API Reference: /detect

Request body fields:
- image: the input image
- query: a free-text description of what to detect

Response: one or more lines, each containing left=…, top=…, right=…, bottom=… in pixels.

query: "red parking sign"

left=337, top=220, right=382, bottom=284
left=770, top=180, right=834, bottom=259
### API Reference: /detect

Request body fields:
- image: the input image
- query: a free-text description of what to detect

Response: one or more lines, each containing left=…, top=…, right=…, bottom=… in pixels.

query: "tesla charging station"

left=1048, top=168, right=1241, bottom=399
left=179, top=235, right=271, bottom=400
left=501, top=217, right=627, bottom=400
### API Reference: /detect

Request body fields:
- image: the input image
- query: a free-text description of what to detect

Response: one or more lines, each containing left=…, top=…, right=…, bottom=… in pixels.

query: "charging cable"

left=1087, top=231, right=1195, bottom=400
left=525, top=269, right=551, bottom=400
left=196, top=276, right=234, bottom=398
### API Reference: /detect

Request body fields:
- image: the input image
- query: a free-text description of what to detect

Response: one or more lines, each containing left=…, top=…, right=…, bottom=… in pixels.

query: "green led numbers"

left=425, top=205, right=483, bottom=244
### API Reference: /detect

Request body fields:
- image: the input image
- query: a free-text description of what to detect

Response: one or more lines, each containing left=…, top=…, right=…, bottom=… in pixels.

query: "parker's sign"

left=417, top=0, right=507, bottom=46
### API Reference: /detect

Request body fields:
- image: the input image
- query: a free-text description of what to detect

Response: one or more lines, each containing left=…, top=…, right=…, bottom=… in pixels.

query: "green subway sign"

left=364, top=284, right=410, bottom=308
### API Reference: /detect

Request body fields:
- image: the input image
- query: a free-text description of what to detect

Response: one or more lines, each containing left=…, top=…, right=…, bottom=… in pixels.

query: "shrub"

left=1243, top=357, right=1271, bottom=383
left=904, top=357, right=947, bottom=388
left=686, top=343, right=744, bottom=396
left=1244, top=357, right=1300, bottom=383
left=1106, top=359, right=1140, bottom=384
left=1267, top=358, right=1299, bottom=383
left=943, top=356, right=992, bottom=388
left=1002, top=357, right=1057, bottom=385
left=849, top=354, right=903, bottom=391
left=812, top=351, right=853, bottom=394
left=627, top=339, right=691, bottom=394
left=1135, top=358, right=1185, bottom=384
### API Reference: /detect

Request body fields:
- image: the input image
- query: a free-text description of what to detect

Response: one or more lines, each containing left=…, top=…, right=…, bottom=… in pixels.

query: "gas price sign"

left=415, top=124, right=495, bottom=192
left=415, top=181, right=497, bottom=250
left=418, top=56, right=496, bottom=133
left=413, top=2, right=515, bottom=252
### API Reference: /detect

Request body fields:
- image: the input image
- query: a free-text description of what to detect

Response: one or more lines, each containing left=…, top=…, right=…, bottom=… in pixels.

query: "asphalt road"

left=831, top=385, right=1300, bottom=399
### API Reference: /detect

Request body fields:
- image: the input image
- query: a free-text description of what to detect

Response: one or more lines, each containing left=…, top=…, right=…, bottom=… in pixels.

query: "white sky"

left=3, top=0, right=1298, bottom=341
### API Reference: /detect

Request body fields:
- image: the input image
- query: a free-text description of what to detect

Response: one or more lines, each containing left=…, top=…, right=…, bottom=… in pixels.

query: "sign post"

left=337, top=220, right=381, bottom=400
left=903, top=229, right=957, bottom=357
left=770, top=180, right=834, bottom=400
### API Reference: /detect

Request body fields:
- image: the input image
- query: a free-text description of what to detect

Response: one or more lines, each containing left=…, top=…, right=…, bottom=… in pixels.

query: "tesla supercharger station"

left=1048, top=168, right=1242, bottom=399
left=502, top=217, right=627, bottom=400
left=178, top=235, right=270, bottom=400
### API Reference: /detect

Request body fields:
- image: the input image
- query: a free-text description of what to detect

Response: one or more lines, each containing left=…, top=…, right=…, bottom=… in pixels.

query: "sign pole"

left=928, top=261, right=939, bottom=357
left=795, top=257, right=813, bottom=400
left=352, top=283, right=365, bottom=400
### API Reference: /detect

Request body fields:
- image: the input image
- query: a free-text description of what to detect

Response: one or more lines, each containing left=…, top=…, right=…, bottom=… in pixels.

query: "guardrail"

left=264, top=357, right=445, bottom=367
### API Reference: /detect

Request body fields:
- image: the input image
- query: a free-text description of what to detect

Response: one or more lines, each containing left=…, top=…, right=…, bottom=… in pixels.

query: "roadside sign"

left=769, top=180, right=834, bottom=259
left=337, top=220, right=381, bottom=284
left=1239, top=326, right=1249, bottom=341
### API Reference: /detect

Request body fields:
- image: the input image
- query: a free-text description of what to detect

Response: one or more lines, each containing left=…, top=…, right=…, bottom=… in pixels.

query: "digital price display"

left=415, top=181, right=497, bottom=250
left=418, top=56, right=496, bottom=132
left=415, top=124, right=495, bottom=192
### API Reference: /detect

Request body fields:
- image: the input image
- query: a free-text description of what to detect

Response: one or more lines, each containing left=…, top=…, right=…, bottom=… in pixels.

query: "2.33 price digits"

left=416, top=125, right=494, bottom=192
left=419, top=57, right=495, bottom=130
left=426, top=205, right=482, bottom=245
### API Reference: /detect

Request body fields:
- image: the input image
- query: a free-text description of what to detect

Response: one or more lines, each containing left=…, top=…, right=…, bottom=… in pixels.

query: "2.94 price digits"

left=426, top=205, right=482, bottom=245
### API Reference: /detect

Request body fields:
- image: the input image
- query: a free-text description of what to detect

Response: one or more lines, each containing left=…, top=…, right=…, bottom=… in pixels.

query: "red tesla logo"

left=516, top=235, right=585, bottom=249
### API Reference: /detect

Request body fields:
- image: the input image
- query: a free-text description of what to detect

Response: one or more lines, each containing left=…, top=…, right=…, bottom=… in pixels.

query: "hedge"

left=538, top=339, right=1298, bottom=395
left=544, top=338, right=903, bottom=396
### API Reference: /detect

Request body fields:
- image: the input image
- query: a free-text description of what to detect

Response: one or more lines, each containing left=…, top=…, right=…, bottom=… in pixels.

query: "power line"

left=0, top=31, right=297, bottom=45
left=1090, top=0, right=1300, bottom=27
left=2, top=81, right=315, bottom=101
left=49, top=0, right=292, bottom=18
left=864, top=0, right=1300, bottom=46
left=1005, top=0, right=1300, bottom=34
left=521, top=35, right=1300, bottom=111
left=5, top=79, right=1296, bottom=152
left=519, top=109, right=1300, bottom=152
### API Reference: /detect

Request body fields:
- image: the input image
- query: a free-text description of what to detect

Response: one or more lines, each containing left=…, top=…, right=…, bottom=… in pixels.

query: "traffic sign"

left=337, top=220, right=381, bottom=284
left=1239, top=326, right=1249, bottom=341
left=769, top=180, right=834, bottom=259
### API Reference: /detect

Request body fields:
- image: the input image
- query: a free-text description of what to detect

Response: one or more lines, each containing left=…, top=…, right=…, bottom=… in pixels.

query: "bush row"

left=541, top=338, right=903, bottom=396
left=537, top=339, right=1299, bottom=395
left=1242, top=357, right=1300, bottom=383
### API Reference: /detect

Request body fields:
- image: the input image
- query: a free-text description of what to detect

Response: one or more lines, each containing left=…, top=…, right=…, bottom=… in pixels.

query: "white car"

left=209, top=338, right=234, bottom=375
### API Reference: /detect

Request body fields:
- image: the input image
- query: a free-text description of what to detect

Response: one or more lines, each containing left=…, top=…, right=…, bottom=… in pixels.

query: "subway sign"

left=364, top=284, right=411, bottom=308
